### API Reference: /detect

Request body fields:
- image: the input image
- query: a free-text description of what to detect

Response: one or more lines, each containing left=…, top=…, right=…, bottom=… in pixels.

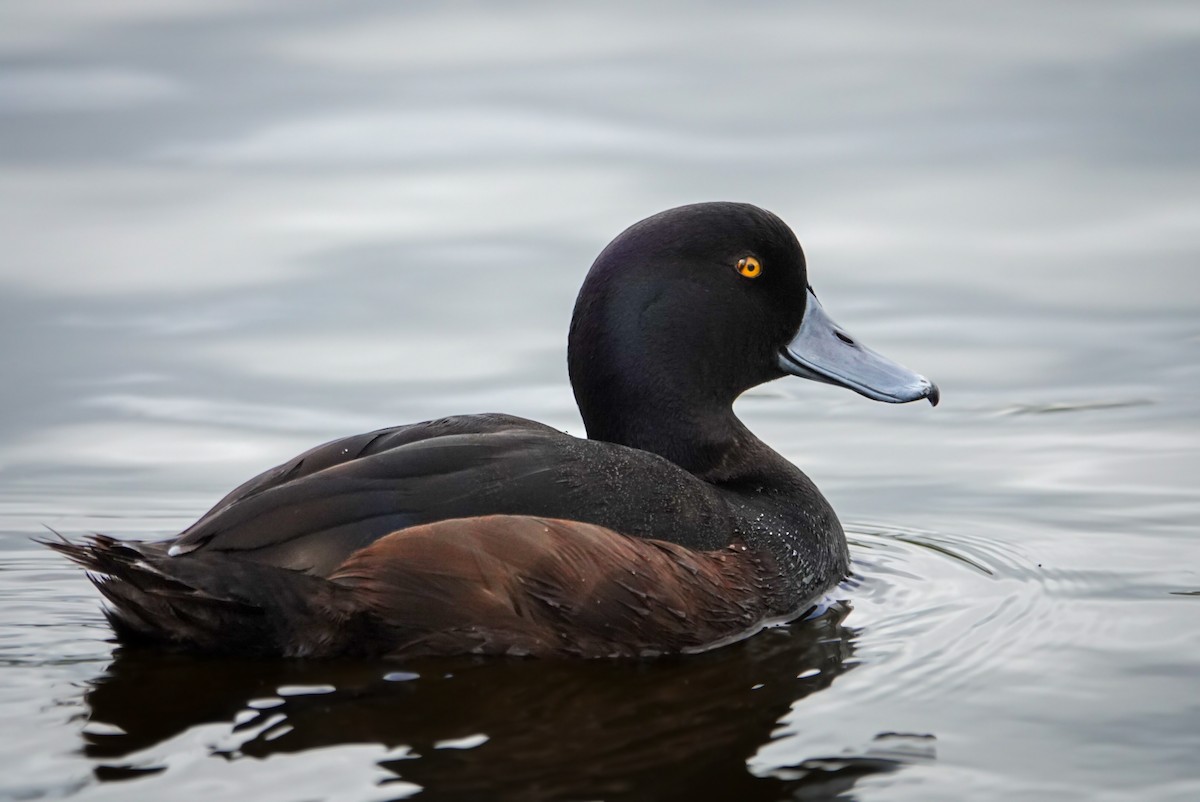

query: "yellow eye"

left=736, top=256, right=762, bottom=279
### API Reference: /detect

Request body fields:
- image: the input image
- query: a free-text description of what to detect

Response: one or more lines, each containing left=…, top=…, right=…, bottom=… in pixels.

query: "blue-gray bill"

left=778, top=288, right=940, bottom=406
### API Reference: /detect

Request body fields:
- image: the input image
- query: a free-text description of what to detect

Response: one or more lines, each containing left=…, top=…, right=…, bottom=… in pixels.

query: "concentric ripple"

left=839, top=520, right=1051, bottom=703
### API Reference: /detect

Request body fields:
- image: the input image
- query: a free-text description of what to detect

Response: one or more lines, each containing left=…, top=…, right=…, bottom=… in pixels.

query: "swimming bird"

left=49, top=202, right=938, bottom=659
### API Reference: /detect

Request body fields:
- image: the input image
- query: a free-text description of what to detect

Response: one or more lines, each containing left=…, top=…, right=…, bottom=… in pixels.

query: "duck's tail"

left=43, top=535, right=379, bottom=657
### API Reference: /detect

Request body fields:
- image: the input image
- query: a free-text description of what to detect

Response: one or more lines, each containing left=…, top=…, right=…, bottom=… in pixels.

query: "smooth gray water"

left=2, top=2, right=1198, bottom=800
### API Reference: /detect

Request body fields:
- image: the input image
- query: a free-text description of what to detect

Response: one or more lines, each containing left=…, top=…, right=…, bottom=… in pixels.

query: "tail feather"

left=44, top=535, right=370, bottom=657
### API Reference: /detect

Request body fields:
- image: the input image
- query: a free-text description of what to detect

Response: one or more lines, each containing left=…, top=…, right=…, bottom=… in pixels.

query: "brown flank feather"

left=47, top=516, right=779, bottom=658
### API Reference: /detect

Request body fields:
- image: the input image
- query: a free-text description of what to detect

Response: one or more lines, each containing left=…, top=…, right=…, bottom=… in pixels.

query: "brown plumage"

left=48, top=516, right=778, bottom=658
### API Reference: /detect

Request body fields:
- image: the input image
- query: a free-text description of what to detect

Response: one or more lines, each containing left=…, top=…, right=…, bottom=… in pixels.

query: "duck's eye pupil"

left=737, top=257, right=762, bottom=279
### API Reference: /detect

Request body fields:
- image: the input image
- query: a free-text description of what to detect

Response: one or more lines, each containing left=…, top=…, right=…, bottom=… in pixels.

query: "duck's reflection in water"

left=80, top=604, right=919, bottom=800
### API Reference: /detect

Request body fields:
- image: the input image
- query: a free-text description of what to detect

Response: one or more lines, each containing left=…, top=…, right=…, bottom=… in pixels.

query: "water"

left=2, top=1, right=1198, bottom=799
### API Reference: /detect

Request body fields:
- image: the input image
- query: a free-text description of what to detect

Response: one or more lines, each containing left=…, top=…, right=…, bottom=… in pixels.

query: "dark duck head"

left=569, top=202, right=937, bottom=480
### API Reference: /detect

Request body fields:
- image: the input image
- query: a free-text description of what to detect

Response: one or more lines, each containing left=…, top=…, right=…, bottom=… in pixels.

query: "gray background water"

left=2, top=2, right=1198, bottom=800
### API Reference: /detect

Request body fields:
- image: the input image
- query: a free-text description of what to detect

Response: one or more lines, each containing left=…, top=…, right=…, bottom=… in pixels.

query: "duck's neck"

left=572, top=375, right=788, bottom=489
left=586, top=398, right=740, bottom=479
left=570, top=324, right=783, bottom=485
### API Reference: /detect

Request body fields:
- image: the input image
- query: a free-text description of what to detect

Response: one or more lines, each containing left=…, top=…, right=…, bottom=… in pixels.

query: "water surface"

left=2, top=2, right=1198, bottom=800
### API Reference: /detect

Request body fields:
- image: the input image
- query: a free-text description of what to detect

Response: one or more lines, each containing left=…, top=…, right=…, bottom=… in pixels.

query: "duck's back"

left=170, top=413, right=739, bottom=576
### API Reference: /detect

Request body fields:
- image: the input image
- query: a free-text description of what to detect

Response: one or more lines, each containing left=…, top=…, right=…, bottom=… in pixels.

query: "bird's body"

left=50, top=202, right=937, bottom=658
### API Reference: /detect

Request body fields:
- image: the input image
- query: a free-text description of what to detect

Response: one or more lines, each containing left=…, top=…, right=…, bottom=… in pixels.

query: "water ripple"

left=996, top=398, right=1155, bottom=416
left=843, top=521, right=1048, bottom=703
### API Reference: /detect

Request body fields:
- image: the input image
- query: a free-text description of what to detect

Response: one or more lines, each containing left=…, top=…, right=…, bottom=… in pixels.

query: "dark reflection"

left=78, top=605, right=919, bottom=801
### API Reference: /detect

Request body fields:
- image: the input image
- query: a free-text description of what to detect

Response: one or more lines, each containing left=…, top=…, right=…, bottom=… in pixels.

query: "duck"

left=50, top=202, right=938, bottom=659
